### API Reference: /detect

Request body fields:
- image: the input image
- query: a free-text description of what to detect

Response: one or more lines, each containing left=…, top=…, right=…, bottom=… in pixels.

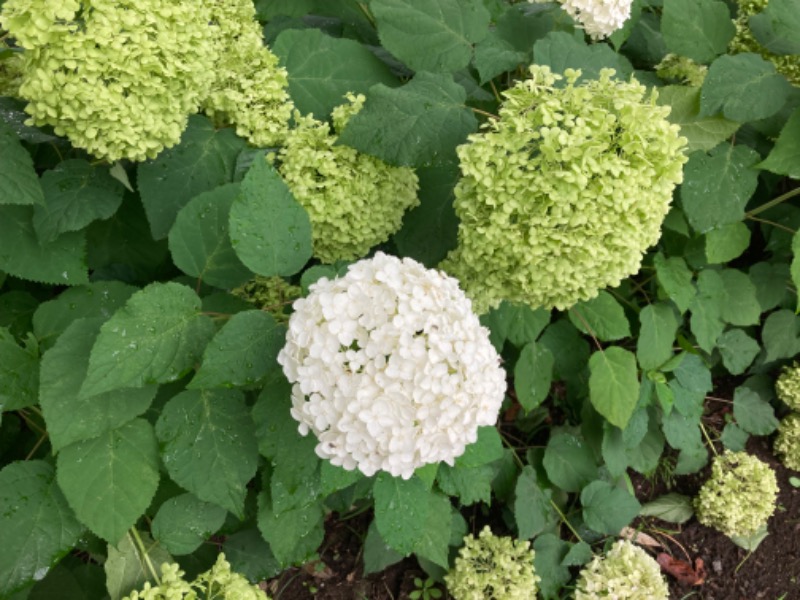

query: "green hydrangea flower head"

left=202, top=0, right=293, bottom=147
left=694, top=450, right=779, bottom=538
left=231, top=275, right=302, bottom=324
left=776, top=362, right=800, bottom=410
left=444, top=526, right=539, bottom=600
left=273, top=93, right=419, bottom=263
left=0, top=43, right=25, bottom=98
left=655, top=54, right=708, bottom=86
left=441, top=65, right=687, bottom=313
left=1, top=0, right=217, bottom=162
left=575, top=540, right=669, bottom=600
left=775, top=413, right=800, bottom=471
left=729, top=0, right=800, bottom=86
left=123, top=554, right=269, bottom=600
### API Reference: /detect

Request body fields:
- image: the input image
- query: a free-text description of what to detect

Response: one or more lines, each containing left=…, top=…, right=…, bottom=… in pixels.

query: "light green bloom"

left=655, top=54, right=708, bottom=86
left=231, top=275, right=302, bottom=324
left=694, top=450, right=779, bottom=538
left=445, top=526, right=539, bottom=600
left=776, top=362, right=800, bottom=411
left=775, top=413, right=800, bottom=471
left=123, top=554, right=268, bottom=600
left=441, top=65, right=687, bottom=313
left=575, top=539, right=669, bottom=600
left=274, top=94, right=419, bottom=263
left=0, top=43, right=24, bottom=98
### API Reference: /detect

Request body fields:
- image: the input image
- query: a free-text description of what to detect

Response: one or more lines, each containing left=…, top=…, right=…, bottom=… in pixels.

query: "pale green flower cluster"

left=202, top=0, right=293, bottom=147
left=694, top=451, right=779, bottom=538
left=776, top=362, right=800, bottom=411
left=775, top=413, right=800, bottom=471
left=273, top=94, right=419, bottom=264
left=0, top=0, right=217, bottom=161
left=655, top=54, right=708, bottom=86
left=0, top=44, right=24, bottom=98
left=444, top=526, right=539, bottom=600
left=231, top=275, right=302, bottom=324
left=730, top=0, right=800, bottom=86
left=575, top=540, right=669, bottom=600
left=123, top=554, right=268, bottom=600
left=441, top=65, right=687, bottom=313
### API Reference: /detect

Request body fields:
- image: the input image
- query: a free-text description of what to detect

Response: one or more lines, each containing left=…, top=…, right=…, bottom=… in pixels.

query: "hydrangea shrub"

left=575, top=540, right=669, bottom=600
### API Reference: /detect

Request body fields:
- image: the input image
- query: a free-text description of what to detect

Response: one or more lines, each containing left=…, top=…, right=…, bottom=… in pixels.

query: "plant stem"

left=549, top=498, right=585, bottom=544
left=130, top=527, right=161, bottom=586
left=699, top=422, right=719, bottom=457
left=471, top=107, right=499, bottom=120
left=569, top=308, right=602, bottom=351
left=746, top=214, right=797, bottom=235
left=746, top=186, right=800, bottom=218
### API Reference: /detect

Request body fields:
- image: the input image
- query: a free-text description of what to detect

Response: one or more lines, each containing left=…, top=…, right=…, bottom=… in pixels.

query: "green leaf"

left=229, top=159, right=312, bottom=277
left=733, top=386, right=778, bottom=435
left=32, top=160, right=124, bottom=243
left=455, top=426, right=503, bottom=468
left=370, top=0, right=490, bottom=73
left=680, top=143, right=761, bottom=234
left=138, top=115, right=246, bottom=240
left=514, top=342, right=554, bottom=412
left=717, top=329, right=760, bottom=375
left=513, top=466, right=555, bottom=539
left=80, top=282, right=214, bottom=398
left=657, top=86, right=740, bottom=154
left=569, top=292, right=631, bottom=342
left=601, top=423, right=629, bottom=477
left=673, top=353, right=713, bottom=396
left=762, top=309, right=800, bottom=363
left=436, top=463, right=494, bottom=506
left=0, top=118, right=44, bottom=206
left=0, top=327, right=38, bottom=412
left=705, top=222, right=751, bottom=264
left=718, top=269, right=761, bottom=326
left=750, top=262, right=790, bottom=312
left=562, top=541, right=593, bottom=567
left=363, top=522, right=404, bottom=575
left=662, top=409, right=702, bottom=451
left=168, top=183, right=253, bottom=289
left=661, top=0, right=735, bottom=63
left=654, top=254, right=695, bottom=313
left=626, top=411, right=666, bottom=475
left=40, top=318, right=156, bottom=452
left=588, top=347, right=640, bottom=429
left=533, top=535, right=571, bottom=600
left=104, top=530, right=172, bottom=600
left=636, top=303, right=680, bottom=371
left=270, top=434, right=321, bottom=515
left=543, top=430, right=598, bottom=492
left=56, top=419, right=159, bottom=544
left=721, top=422, right=750, bottom=451
left=0, top=290, right=38, bottom=339
left=700, top=53, right=791, bottom=122
left=473, top=33, right=527, bottom=84
left=689, top=269, right=726, bottom=352
left=337, top=72, right=478, bottom=168
left=793, top=231, right=800, bottom=311
left=155, top=389, right=259, bottom=517
left=581, top=480, right=641, bottom=535
left=151, top=493, right=227, bottom=556
left=748, top=0, right=800, bottom=55
left=272, top=28, right=398, bottom=119
left=533, top=31, right=633, bottom=82
left=758, top=107, right=800, bottom=179
left=639, top=492, right=694, bottom=524
left=0, top=205, right=88, bottom=285
left=223, top=529, right=282, bottom=583
left=0, top=461, right=84, bottom=597
left=252, top=372, right=297, bottom=461
left=189, top=310, right=284, bottom=389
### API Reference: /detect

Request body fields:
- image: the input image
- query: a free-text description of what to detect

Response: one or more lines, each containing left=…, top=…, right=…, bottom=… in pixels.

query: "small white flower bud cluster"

left=694, top=451, right=778, bottom=538
left=575, top=540, right=669, bottom=600
left=445, top=526, right=539, bottom=600
left=277, top=252, right=506, bottom=479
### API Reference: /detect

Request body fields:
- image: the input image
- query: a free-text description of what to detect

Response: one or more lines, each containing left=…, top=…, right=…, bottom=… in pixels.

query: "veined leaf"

left=588, top=347, right=640, bottom=429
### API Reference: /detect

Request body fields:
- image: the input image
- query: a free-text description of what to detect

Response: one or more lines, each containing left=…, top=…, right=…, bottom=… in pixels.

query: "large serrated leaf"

left=168, top=183, right=252, bottom=289
left=569, top=291, right=631, bottom=342
left=588, top=347, right=640, bottom=429
left=80, top=282, right=214, bottom=398
left=56, top=419, right=159, bottom=544
left=762, top=309, right=800, bottom=363
left=758, top=106, right=800, bottom=179
left=0, top=461, right=84, bottom=598
left=337, top=72, right=478, bottom=168
left=636, top=303, right=679, bottom=371
left=689, top=270, right=726, bottom=352
left=40, top=318, right=156, bottom=452
left=138, top=115, right=245, bottom=240
left=543, top=430, right=598, bottom=492
left=0, top=327, right=38, bottom=411
left=223, top=529, right=282, bottom=583
left=581, top=480, right=641, bottom=535
left=661, top=0, right=735, bottom=63
left=533, top=31, right=633, bottom=82
left=257, top=492, right=324, bottom=567
left=104, top=530, right=172, bottom=600
left=371, top=0, right=490, bottom=73
left=272, top=28, right=398, bottom=119
left=229, top=159, right=312, bottom=277
left=151, top=493, right=227, bottom=556
left=748, top=0, right=800, bottom=55
left=639, top=492, right=694, bottom=524
left=654, top=254, right=695, bottom=313
left=657, top=86, right=739, bottom=154
left=513, top=466, right=555, bottom=539
left=0, top=118, right=44, bottom=206
left=514, top=342, right=554, bottom=411
left=733, top=386, right=778, bottom=435
left=717, top=329, right=760, bottom=375
left=155, top=389, right=259, bottom=517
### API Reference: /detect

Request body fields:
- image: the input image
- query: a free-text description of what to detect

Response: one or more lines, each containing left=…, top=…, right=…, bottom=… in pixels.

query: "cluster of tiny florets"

left=694, top=451, right=779, bottom=538
left=655, top=54, right=708, bottom=86
left=273, top=94, right=419, bottom=264
left=441, top=65, right=687, bottom=313
left=529, top=0, right=633, bottom=39
left=575, top=540, right=669, bottom=600
left=445, top=526, right=539, bottom=600
left=123, top=554, right=268, bottom=600
left=776, top=362, right=800, bottom=411
left=232, top=276, right=302, bottom=324
left=729, top=0, right=800, bottom=86
left=0, top=44, right=24, bottom=98
left=277, top=252, right=506, bottom=479
left=775, top=413, right=800, bottom=471
left=1, top=0, right=217, bottom=161
left=202, top=0, right=293, bottom=147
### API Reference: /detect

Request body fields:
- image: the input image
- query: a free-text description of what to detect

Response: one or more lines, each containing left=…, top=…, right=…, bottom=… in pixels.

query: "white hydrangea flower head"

left=559, top=0, right=633, bottom=39
left=775, top=413, right=800, bottom=471
left=694, top=450, right=779, bottom=538
left=274, top=94, right=419, bottom=263
left=277, top=252, right=506, bottom=479
left=776, top=362, right=800, bottom=411
left=441, top=65, right=687, bottom=313
left=575, top=540, right=669, bottom=600
left=1, top=0, right=217, bottom=161
left=202, top=0, right=294, bottom=147
left=445, top=526, right=539, bottom=600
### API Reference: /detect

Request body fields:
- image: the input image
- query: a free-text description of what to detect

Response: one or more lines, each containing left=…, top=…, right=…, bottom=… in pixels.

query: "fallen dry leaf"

left=619, top=527, right=662, bottom=549
left=657, top=553, right=707, bottom=586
